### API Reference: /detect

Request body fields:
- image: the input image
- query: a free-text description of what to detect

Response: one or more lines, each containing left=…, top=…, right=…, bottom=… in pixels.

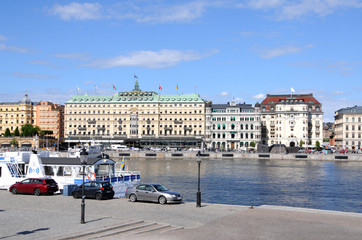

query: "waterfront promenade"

left=1, top=191, right=362, bottom=240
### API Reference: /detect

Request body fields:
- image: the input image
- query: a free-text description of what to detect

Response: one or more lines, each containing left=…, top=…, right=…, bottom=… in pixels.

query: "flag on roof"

left=159, top=84, right=162, bottom=90
left=113, top=84, right=117, bottom=90
left=291, top=87, right=295, bottom=93
left=176, top=84, right=178, bottom=90
left=134, top=74, right=138, bottom=78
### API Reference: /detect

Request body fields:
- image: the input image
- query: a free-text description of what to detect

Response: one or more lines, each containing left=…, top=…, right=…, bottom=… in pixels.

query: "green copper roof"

left=66, top=92, right=204, bottom=104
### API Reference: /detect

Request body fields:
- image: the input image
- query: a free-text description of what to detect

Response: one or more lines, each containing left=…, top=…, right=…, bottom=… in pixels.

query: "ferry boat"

left=0, top=151, right=140, bottom=191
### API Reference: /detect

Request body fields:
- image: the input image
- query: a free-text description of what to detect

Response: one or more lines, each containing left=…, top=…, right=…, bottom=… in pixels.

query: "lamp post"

left=80, top=147, right=88, bottom=224
left=196, top=153, right=202, bottom=207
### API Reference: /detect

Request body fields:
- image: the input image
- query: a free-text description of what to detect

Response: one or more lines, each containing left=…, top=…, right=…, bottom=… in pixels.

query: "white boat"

left=0, top=151, right=140, bottom=191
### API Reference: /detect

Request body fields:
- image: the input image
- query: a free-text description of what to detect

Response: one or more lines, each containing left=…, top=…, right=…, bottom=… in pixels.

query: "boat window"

left=57, top=167, right=64, bottom=176
left=44, top=166, right=54, bottom=176
left=64, top=167, right=72, bottom=176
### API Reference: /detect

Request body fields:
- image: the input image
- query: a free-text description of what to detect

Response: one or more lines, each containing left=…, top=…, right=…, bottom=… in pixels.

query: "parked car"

left=9, top=178, right=58, bottom=196
left=125, top=183, right=182, bottom=204
left=338, top=149, right=348, bottom=154
left=72, top=181, right=114, bottom=200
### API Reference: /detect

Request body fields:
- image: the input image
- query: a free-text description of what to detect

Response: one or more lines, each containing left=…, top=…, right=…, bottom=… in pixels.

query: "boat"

left=0, top=150, right=140, bottom=191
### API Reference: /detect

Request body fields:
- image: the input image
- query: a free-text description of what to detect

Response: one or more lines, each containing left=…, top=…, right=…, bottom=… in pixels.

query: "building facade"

left=64, top=82, right=206, bottom=148
left=205, top=101, right=261, bottom=150
left=260, top=94, right=323, bottom=147
left=35, top=101, right=64, bottom=139
left=334, top=105, right=362, bottom=151
left=0, top=93, right=37, bottom=135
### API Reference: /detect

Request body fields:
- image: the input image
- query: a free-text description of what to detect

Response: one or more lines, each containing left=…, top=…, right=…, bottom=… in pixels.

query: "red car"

left=338, top=150, right=348, bottom=154
left=9, top=178, right=58, bottom=196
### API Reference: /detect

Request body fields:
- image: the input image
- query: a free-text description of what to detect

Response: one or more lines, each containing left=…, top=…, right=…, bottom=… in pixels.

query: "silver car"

left=125, top=184, right=182, bottom=204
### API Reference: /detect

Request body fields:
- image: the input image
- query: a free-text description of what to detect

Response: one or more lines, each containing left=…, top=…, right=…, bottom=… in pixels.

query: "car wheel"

left=129, top=194, right=137, bottom=202
left=72, top=192, right=80, bottom=199
left=96, top=193, right=103, bottom=200
left=34, top=188, right=41, bottom=196
left=159, top=196, right=167, bottom=205
left=11, top=187, right=18, bottom=195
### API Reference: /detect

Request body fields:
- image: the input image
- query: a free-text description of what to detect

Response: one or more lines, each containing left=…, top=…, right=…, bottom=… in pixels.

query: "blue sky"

left=1, top=0, right=362, bottom=122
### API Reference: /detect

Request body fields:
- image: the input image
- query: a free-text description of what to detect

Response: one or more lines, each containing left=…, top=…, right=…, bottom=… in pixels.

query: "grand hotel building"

left=64, top=82, right=206, bottom=148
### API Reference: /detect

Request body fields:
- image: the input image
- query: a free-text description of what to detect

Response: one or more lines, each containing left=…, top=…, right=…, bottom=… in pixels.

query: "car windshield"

left=102, top=182, right=111, bottom=187
left=153, top=184, right=168, bottom=192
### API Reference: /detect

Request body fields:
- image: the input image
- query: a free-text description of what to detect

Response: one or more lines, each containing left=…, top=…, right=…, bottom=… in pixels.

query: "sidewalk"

left=1, top=191, right=362, bottom=240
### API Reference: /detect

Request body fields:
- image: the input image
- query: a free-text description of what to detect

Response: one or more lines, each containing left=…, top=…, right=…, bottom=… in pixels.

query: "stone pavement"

left=1, top=190, right=362, bottom=240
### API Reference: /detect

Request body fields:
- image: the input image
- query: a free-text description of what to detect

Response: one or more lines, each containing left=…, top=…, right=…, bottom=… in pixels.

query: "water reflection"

left=118, top=158, right=362, bottom=213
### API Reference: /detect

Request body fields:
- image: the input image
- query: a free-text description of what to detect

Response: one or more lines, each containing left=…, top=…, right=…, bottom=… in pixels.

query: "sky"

left=1, top=0, right=362, bottom=122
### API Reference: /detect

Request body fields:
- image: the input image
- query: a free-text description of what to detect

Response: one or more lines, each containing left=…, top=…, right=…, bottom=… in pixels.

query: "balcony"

left=174, top=119, right=183, bottom=124
left=118, top=119, right=122, bottom=124
left=87, top=119, right=96, bottom=124
left=164, top=127, right=173, bottom=131
left=184, top=126, right=192, bottom=132
left=118, top=126, right=122, bottom=130
left=97, top=127, right=105, bottom=131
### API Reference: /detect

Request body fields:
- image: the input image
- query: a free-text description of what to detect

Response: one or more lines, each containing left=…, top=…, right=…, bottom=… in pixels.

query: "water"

left=120, top=158, right=362, bottom=213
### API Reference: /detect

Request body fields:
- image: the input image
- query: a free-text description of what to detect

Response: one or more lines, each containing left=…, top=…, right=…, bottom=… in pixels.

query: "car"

left=9, top=178, right=58, bottom=196
left=72, top=181, right=114, bottom=200
left=339, top=149, right=348, bottom=154
left=125, top=183, right=182, bottom=205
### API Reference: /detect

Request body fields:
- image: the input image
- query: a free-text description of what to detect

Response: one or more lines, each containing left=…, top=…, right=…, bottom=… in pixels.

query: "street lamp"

left=196, top=153, right=202, bottom=207
left=80, top=147, right=88, bottom=224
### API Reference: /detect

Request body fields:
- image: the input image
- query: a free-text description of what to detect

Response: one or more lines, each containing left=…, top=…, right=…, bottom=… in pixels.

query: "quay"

left=106, top=151, right=362, bottom=161
left=1, top=191, right=362, bottom=240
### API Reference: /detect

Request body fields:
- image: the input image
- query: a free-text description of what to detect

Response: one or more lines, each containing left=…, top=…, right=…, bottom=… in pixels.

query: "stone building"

left=334, top=105, right=362, bottom=151
left=260, top=93, right=323, bottom=147
left=0, top=93, right=37, bottom=135
left=35, top=101, right=64, bottom=140
left=64, top=82, right=206, bottom=148
left=205, top=100, right=261, bottom=150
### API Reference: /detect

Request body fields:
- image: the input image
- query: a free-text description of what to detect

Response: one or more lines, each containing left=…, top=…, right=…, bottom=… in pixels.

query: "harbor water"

left=119, top=158, right=362, bottom=213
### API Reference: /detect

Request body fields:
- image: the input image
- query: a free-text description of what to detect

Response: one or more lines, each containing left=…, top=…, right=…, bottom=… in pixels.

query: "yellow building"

left=64, top=82, right=206, bottom=148
left=0, top=93, right=36, bottom=135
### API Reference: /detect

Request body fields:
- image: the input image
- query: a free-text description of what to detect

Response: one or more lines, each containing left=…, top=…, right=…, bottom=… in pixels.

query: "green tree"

left=21, top=124, right=40, bottom=137
left=315, top=141, right=321, bottom=151
left=4, top=128, right=11, bottom=137
left=10, top=138, right=18, bottom=146
left=250, top=141, right=256, bottom=148
left=14, top=127, right=20, bottom=136
left=299, top=140, right=305, bottom=148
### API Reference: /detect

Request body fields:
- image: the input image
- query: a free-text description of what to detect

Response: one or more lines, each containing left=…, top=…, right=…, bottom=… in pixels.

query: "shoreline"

left=106, top=151, right=362, bottom=162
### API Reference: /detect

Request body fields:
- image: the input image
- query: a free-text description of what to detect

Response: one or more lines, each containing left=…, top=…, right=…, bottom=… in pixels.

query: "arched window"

left=240, top=124, right=243, bottom=130
left=231, top=124, right=235, bottom=130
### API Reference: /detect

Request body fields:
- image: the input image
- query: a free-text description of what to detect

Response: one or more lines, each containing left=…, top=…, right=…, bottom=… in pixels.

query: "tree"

left=14, top=127, right=20, bottom=136
left=4, top=128, right=11, bottom=137
left=315, top=141, right=321, bottom=151
left=10, top=138, right=18, bottom=146
left=250, top=141, right=256, bottom=148
left=299, top=140, right=305, bottom=148
left=21, top=124, right=40, bottom=137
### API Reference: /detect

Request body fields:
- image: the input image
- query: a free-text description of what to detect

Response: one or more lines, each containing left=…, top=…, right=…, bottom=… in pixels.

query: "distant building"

left=0, top=93, right=37, bottom=135
left=205, top=100, right=261, bottom=150
left=260, top=93, right=323, bottom=147
left=35, top=101, right=64, bottom=140
left=334, top=105, right=362, bottom=151
left=64, top=81, right=206, bottom=148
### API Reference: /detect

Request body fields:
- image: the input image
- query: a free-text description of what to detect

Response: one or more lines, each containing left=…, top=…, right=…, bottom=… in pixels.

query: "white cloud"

left=52, top=52, right=90, bottom=61
left=135, top=1, right=208, bottom=23
left=48, top=2, right=103, bottom=20
left=0, top=35, right=8, bottom=41
left=0, top=43, right=29, bottom=53
left=256, top=44, right=313, bottom=59
left=12, top=72, right=57, bottom=79
left=332, top=91, right=345, bottom=95
left=219, top=91, right=229, bottom=96
left=84, top=49, right=218, bottom=69
left=244, top=0, right=362, bottom=20
left=253, top=93, right=265, bottom=99
left=234, top=97, right=243, bottom=102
